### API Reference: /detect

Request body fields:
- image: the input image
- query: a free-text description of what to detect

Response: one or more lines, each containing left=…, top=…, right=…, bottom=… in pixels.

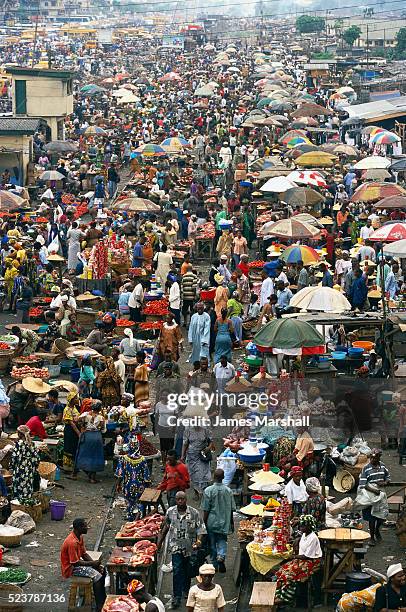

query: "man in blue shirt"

left=132, top=236, right=146, bottom=268
left=320, top=263, right=334, bottom=288
left=276, top=280, right=293, bottom=315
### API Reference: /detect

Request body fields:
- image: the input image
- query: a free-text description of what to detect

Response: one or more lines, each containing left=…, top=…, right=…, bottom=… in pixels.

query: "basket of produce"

left=11, top=355, right=42, bottom=367
left=0, top=583, right=23, bottom=612
left=0, top=568, right=30, bottom=587
left=143, top=299, right=169, bottom=317
left=38, top=461, right=57, bottom=481
left=34, top=490, right=51, bottom=513
left=0, top=525, right=24, bottom=547
left=11, top=366, right=49, bottom=380
left=0, top=335, right=19, bottom=349
left=10, top=499, right=42, bottom=523
left=200, top=288, right=216, bottom=301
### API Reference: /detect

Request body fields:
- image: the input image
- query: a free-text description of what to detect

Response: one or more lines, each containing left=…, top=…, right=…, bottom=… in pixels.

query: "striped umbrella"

left=134, top=143, right=166, bottom=157
left=83, top=125, right=108, bottom=136
left=371, top=131, right=400, bottom=145
left=280, top=245, right=320, bottom=264
left=286, top=136, right=312, bottom=148
left=161, top=137, right=191, bottom=149
left=279, top=130, right=307, bottom=144
left=351, top=182, right=406, bottom=203
left=369, top=222, right=406, bottom=242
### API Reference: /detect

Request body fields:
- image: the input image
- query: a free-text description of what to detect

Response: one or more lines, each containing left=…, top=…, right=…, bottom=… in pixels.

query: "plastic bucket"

left=50, top=500, right=67, bottom=521
left=71, top=367, right=80, bottom=382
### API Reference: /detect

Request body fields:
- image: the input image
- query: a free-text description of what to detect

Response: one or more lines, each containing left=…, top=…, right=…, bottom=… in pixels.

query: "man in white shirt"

left=129, top=281, right=144, bottom=322
left=360, top=219, right=374, bottom=241
left=275, top=265, right=289, bottom=286
left=168, top=277, right=181, bottom=324
left=213, top=355, right=236, bottom=397
left=219, top=142, right=232, bottom=167
left=335, top=251, right=352, bottom=287
left=260, top=271, right=275, bottom=308
left=358, top=240, right=376, bottom=262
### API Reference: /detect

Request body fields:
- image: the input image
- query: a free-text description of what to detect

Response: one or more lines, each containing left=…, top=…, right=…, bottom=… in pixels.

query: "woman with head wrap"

left=302, top=477, right=326, bottom=530
left=115, top=436, right=151, bottom=519
left=134, top=350, right=149, bottom=406
left=273, top=514, right=322, bottom=606
left=157, top=312, right=183, bottom=362
left=10, top=424, right=40, bottom=502
left=96, top=356, right=122, bottom=408
left=63, top=389, right=81, bottom=476
left=119, top=327, right=141, bottom=358
left=76, top=401, right=105, bottom=484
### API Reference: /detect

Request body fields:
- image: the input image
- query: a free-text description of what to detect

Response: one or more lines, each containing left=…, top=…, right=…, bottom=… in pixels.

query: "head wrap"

left=299, top=514, right=317, bottom=531
left=289, top=466, right=303, bottom=476
left=124, top=327, right=134, bottom=347
left=80, top=398, right=93, bottom=414
left=102, top=313, right=112, bottom=324
left=387, top=564, right=403, bottom=580
left=305, top=477, right=322, bottom=494
left=67, top=389, right=79, bottom=405
left=371, top=448, right=382, bottom=457
left=122, top=392, right=134, bottom=402
left=127, top=579, right=144, bottom=595
left=17, top=424, right=32, bottom=446
left=125, top=436, right=141, bottom=458
left=199, top=563, right=216, bottom=575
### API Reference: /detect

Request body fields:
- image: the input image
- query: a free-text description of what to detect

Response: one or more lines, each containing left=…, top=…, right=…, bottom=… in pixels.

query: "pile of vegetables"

left=35, top=217, right=49, bottom=224
left=29, top=306, right=43, bottom=318
left=0, top=342, right=10, bottom=350
left=138, top=321, right=162, bottom=330
left=73, top=202, right=88, bottom=220
left=143, top=299, right=169, bottom=316
left=11, top=366, right=49, bottom=379
left=0, top=568, right=28, bottom=584
left=248, top=260, right=266, bottom=269
left=116, top=319, right=135, bottom=327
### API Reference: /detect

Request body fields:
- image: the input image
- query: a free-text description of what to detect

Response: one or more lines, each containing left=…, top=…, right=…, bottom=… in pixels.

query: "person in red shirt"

left=237, top=254, right=249, bottom=277
left=158, top=450, right=190, bottom=507
left=25, top=414, right=47, bottom=440
left=61, top=518, right=106, bottom=611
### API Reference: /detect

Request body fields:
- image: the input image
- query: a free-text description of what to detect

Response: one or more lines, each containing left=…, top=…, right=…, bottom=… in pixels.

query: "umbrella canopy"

left=270, top=115, right=290, bottom=124
left=161, top=136, right=190, bottom=148
left=0, top=190, right=27, bottom=209
left=291, top=102, right=332, bottom=117
left=362, top=168, right=391, bottom=181
left=370, top=222, right=406, bottom=242
left=330, top=144, right=359, bottom=157
left=269, top=100, right=293, bottom=112
left=371, top=131, right=400, bottom=145
left=286, top=137, right=312, bottom=148
left=80, top=84, right=106, bottom=95
left=134, top=143, right=166, bottom=157
left=353, top=156, right=391, bottom=170
left=83, top=126, right=108, bottom=136
left=159, top=72, right=182, bottom=82
left=362, top=126, right=384, bottom=135
left=194, top=85, right=215, bottom=97
left=253, top=318, right=325, bottom=354
left=287, top=170, right=327, bottom=188
left=113, top=197, right=160, bottom=212
left=383, top=239, right=406, bottom=258
left=374, top=195, right=406, bottom=210
left=295, top=152, right=337, bottom=167
left=260, top=176, right=296, bottom=193
left=351, top=182, right=406, bottom=203
left=257, top=97, right=274, bottom=108
left=280, top=245, right=320, bottom=265
left=46, top=140, right=78, bottom=154
left=262, top=218, right=321, bottom=239
left=40, top=170, right=65, bottom=181
left=290, top=286, right=351, bottom=313
left=284, top=186, right=325, bottom=207
left=253, top=117, right=282, bottom=127
left=390, top=159, right=406, bottom=172
left=279, top=130, right=307, bottom=143
left=250, top=156, right=279, bottom=171
left=291, top=117, right=319, bottom=128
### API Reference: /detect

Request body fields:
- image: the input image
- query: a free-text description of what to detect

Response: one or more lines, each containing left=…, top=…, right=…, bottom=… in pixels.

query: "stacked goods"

left=89, top=241, right=109, bottom=279
left=271, top=498, right=291, bottom=553
left=139, top=436, right=158, bottom=456
left=73, top=202, right=88, bottom=219
left=128, top=540, right=157, bottom=566
left=0, top=342, right=10, bottom=350
left=116, top=319, right=135, bottom=327
left=109, top=235, right=130, bottom=266
left=138, top=321, right=162, bottom=330
left=118, top=514, right=164, bottom=539
left=11, top=366, right=49, bottom=379
left=143, top=299, right=169, bottom=316
left=247, top=260, right=266, bottom=269
left=238, top=517, right=263, bottom=541
left=223, top=433, right=245, bottom=452
left=103, top=596, right=139, bottom=611
left=196, top=222, right=215, bottom=239
left=29, top=306, right=43, bottom=318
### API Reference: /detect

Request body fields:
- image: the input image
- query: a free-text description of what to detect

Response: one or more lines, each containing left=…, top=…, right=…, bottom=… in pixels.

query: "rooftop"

left=0, top=117, right=45, bottom=135
left=344, top=96, right=406, bottom=122
left=6, top=66, right=75, bottom=79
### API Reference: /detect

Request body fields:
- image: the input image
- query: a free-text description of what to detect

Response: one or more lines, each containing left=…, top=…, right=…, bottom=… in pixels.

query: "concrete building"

left=0, top=117, right=47, bottom=186
left=328, top=17, right=406, bottom=49
left=7, top=66, right=75, bottom=141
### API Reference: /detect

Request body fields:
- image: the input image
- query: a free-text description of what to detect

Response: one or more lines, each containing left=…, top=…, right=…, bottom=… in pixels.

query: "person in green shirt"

left=227, top=292, right=244, bottom=343
left=201, top=468, right=236, bottom=573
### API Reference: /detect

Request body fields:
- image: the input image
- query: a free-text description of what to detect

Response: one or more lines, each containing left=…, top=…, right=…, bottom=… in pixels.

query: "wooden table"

left=139, top=488, right=166, bottom=517
left=5, top=323, right=40, bottom=331
left=249, top=582, right=277, bottom=611
left=318, top=528, right=370, bottom=602
left=106, top=546, right=154, bottom=595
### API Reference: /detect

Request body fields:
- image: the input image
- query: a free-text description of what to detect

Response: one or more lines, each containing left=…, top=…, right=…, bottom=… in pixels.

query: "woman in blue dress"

left=214, top=307, right=234, bottom=364
left=75, top=401, right=105, bottom=484
left=115, top=436, right=151, bottom=519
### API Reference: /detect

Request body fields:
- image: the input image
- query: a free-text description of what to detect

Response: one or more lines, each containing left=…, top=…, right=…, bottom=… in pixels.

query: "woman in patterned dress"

left=63, top=390, right=81, bottom=475
left=10, top=425, right=40, bottom=502
left=115, top=437, right=151, bottom=519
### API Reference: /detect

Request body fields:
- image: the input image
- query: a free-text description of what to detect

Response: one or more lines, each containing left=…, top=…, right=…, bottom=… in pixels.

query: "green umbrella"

left=257, top=97, right=273, bottom=108
left=253, top=318, right=324, bottom=350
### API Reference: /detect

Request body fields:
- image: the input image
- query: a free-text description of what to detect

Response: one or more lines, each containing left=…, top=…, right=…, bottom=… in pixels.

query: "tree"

left=395, top=27, right=406, bottom=56
left=342, top=25, right=362, bottom=46
left=295, top=15, right=325, bottom=34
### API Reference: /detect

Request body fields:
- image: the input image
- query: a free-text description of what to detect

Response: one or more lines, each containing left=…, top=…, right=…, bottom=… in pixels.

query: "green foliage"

left=342, top=25, right=362, bottom=46
left=296, top=15, right=325, bottom=34
left=311, top=51, right=334, bottom=59
left=394, top=27, right=406, bottom=58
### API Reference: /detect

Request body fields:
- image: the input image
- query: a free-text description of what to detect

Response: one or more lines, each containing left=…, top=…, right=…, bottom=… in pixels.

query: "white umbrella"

left=290, top=286, right=351, bottom=313
left=383, top=239, right=406, bottom=258
left=40, top=170, right=65, bottom=181
left=353, top=156, right=391, bottom=170
left=287, top=170, right=327, bottom=189
left=260, top=176, right=296, bottom=193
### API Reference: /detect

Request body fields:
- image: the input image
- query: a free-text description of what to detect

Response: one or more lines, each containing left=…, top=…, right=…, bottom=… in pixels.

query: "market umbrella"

left=362, top=126, right=385, bottom=135
left=373, top=195, right=406, bottom=210
left=295, top=152, right=337, bottom=168
left=253, top=318, right=325, bottom=354
left=290, top=117, right=319, bottom=128
left=83, top=126, right=108, bottom=136
left=284, top=186, right=325, bottom=208
left=286, top=137, right=312, bottom=149
left=253, top=117, right=282, bottom=127
left=194, top=85, right=215, bottom=97
left=134, top=143, right=166, bottom=157
left=40, top=170, right=65, bottom=181
left=113, top=197, right=161, bottom=212
left=285, top=144, right=320, bottom=158
left=280, top=245, right=320, bottom=265
left=291, top=103, right=332, bottom=118
left=383, top=239, right=406, bottom=258
left=353, top=156, right=391, bottom=170
left=257, top=97, right=274, bottom=108
left=159, top=72, right=182, bottom=82
left=250, top=156, right=279, bottom=171
left=279, top=129, right=307, bottom=144
left=362, top=168, right=391, bottom=181
left=79, top=84, right=106, bottom=95
left=269, top=100, right=294, bottom=112
left=46, top=140, right=78, bottom=154
left=294, top=213, right=324, bottom=228
left=260, top=176, right=296, bottom=193
left=0, top=190, right=27, bottom=209
left=287, top=170, right=328, bottom=188
left=290, top=286, right=351, bottom=313
left=371, top=131, right=400, bottom=145
left=351, top=182, right=406, bottom=203
left=261, top=218, right=321, bottom=239
left=118, top=93, right=141, bottom=104
left=161, top=137, right=190, bottom=149
left=370, top=222, right=406, bottom=242
left=329, top=144, right=359, bottom=157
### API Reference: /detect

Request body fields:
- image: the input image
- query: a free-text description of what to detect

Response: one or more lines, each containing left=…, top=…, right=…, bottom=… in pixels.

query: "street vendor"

left=357, top=448, right=390, bottom=545
left=284, top=466, right=308, bottom=515
left=374, top=564, right=406, bottom=612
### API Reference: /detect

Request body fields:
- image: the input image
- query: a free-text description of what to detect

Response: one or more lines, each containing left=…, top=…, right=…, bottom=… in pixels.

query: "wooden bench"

left=388, top=488, right=406, bottom=518
left=249, top=582, right=277, bottom=611
left=68, top=576, right=93, bottom=612
left=139, top=488, right=166, bottom=516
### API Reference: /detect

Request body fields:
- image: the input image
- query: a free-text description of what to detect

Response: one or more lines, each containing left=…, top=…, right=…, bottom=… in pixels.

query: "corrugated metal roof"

left=0, top=118, right=42, bottom=133
left=344, top=96, right=406, bottom=120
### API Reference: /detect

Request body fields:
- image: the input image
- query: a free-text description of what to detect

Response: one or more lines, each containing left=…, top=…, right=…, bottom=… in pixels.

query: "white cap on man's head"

left=387, top=563, right=403, bottom=579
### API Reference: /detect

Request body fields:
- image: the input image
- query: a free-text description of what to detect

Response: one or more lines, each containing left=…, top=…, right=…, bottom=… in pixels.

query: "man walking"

left=201, top=468, right=236, bottom=573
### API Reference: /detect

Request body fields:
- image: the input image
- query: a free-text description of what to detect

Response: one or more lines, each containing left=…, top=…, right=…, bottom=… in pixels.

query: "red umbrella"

left=369, top=222, right=406, bottom=242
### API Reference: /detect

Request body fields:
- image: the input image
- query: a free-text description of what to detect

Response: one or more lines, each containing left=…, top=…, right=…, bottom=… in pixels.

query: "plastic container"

left=331, top=351, right=347, bottom=360
left=47, top=364, right=61, bottom=378
left=345, top=572, right=371, bottom=593
left=71, top=367, right=80, bottom=382
left=348, top=347, right=364, bottom=357
left=50, top=500, right=67, bottom=521
left=352, top=341, right=374, bottom=351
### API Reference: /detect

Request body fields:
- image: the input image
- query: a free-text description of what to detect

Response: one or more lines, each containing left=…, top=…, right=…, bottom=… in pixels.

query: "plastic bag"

left=6, top=510, right=36, bottom=534
left=48, top=235, right=60, bottom=255
left=217, top=450, right=237, bottom=486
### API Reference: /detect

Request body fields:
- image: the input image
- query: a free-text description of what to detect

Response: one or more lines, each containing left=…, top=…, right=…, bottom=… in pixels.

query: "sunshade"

left=161, top=137, right=190, bottom=149
left=362, top=168, right=391, bottom=181
left=286, top=144, right=320, bottom=158
left=46, top=140, right=78, bottom=154
left=280, top=245, right=320, bottom=265
left=253, top=117, right=282, bottom=127
left=290, top=286, right=351, bottom=313
left=351, top=182, right=406, bottom=203
left=159, top=72, right=182, bottom=82
left=353, top=156, right=391, bottom=170
left=253, top=318, right=325, bottom=355
left=362, top=126, right=384, bottom=135
left=287, top=170, right=327, bottom=188
left=284, top=186, right=325, bottom=207
left=371, top=131, right=400, bottom=145
left=269, top=100, right=293, bottom=112
left=83, top=126, right=107, bottom=136
left=257, top=97, right=274, bottom=108
left=383, top=239, right=406, bottom=258
left=0, top=190, right=27, bottom=209
left=374, top=195, right=406, bottom=210
left=118, top=93, right=140, bottom=104
left=270, top=115, right=290, bottom=124
left=286, top=137, right=312, bottom=148
left=261, top=218, right=321, bottom=239
left=80, top=84, right=106, bottom=95
left=329, top=144, right=359, bottom=157
left=40, top=170, right=65, bottom=181
left=295, top=152, right=337, bottom=167
left=279, top=129, right=307, bottom=143
left=194, top=85, right=215, bottom=97
left=113, top=198, right=160, bottom=212
left=369, top=222, right=406, bottom=242
left=250, top=156, right=279, bottom=171
left=291, top=117, right=318, bottom=127
left=291, top=102, right=332, bottom=117
left=134, top=143, right=166, bottom=157
left=260, top=176, right=295, bottom=193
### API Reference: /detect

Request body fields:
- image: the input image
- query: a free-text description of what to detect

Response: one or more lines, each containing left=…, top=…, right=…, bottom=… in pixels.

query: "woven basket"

left=0, top=530, right=23, bottom=547
left=34, top=491, right=51, bottom=513
left=0, top=584, right=23, bottom=612
left=38, top=461, right=57, bottom=481
left=10, top=501, right=42, bottom=523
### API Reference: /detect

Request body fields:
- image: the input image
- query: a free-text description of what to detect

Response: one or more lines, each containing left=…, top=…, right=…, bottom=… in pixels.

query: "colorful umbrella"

left=83, top=126, right=108, bottom=136
left=286, top=137, right=312, bottom=148
left=371, top=131, right=400, bottom=145
left=253, top=318, right=325, bottom=355
left=290, top=286, right=351, bottom=313
left=79, top=84, right=106, bottom=96
left=40, top=170, right=65, bottom=181
left=295, top=152, right=337, bottom=168
left=134, top=143, right=166, bottom=157
left=279, top=130, right=307, bottom=144
left=374, top=195, right=406, bottom=210
left=370, top=222, right=406, bottom=242
left=287, top=170, right=327, bottom=188
left=351, top=182, right=406, bottom=203
left=362, top=126, right=384, bottom=136
left=159, top=72, right=182, bottom=82
left=261, top=218, right=321, bottom=239
left=280, top=245, right=320, bottom=265
left=353, top=156, right=391, bottom=170
left=161, top=137, right=190, bottom=149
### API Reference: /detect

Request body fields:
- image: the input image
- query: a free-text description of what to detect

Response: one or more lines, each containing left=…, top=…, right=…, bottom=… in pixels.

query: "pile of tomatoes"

left=143, top=299, right=169, bottom=316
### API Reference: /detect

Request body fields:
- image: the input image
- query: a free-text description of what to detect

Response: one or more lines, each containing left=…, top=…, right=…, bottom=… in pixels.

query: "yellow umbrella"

left=295, top=151, right=337, bottom=168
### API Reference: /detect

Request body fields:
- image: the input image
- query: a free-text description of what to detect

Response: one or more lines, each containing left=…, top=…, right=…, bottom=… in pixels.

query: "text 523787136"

left=8, top=594, right=66, bottom=603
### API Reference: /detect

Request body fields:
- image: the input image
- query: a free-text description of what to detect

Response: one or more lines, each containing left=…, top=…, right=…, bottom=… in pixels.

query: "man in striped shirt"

left=358, top=449, right=390, bottom=545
